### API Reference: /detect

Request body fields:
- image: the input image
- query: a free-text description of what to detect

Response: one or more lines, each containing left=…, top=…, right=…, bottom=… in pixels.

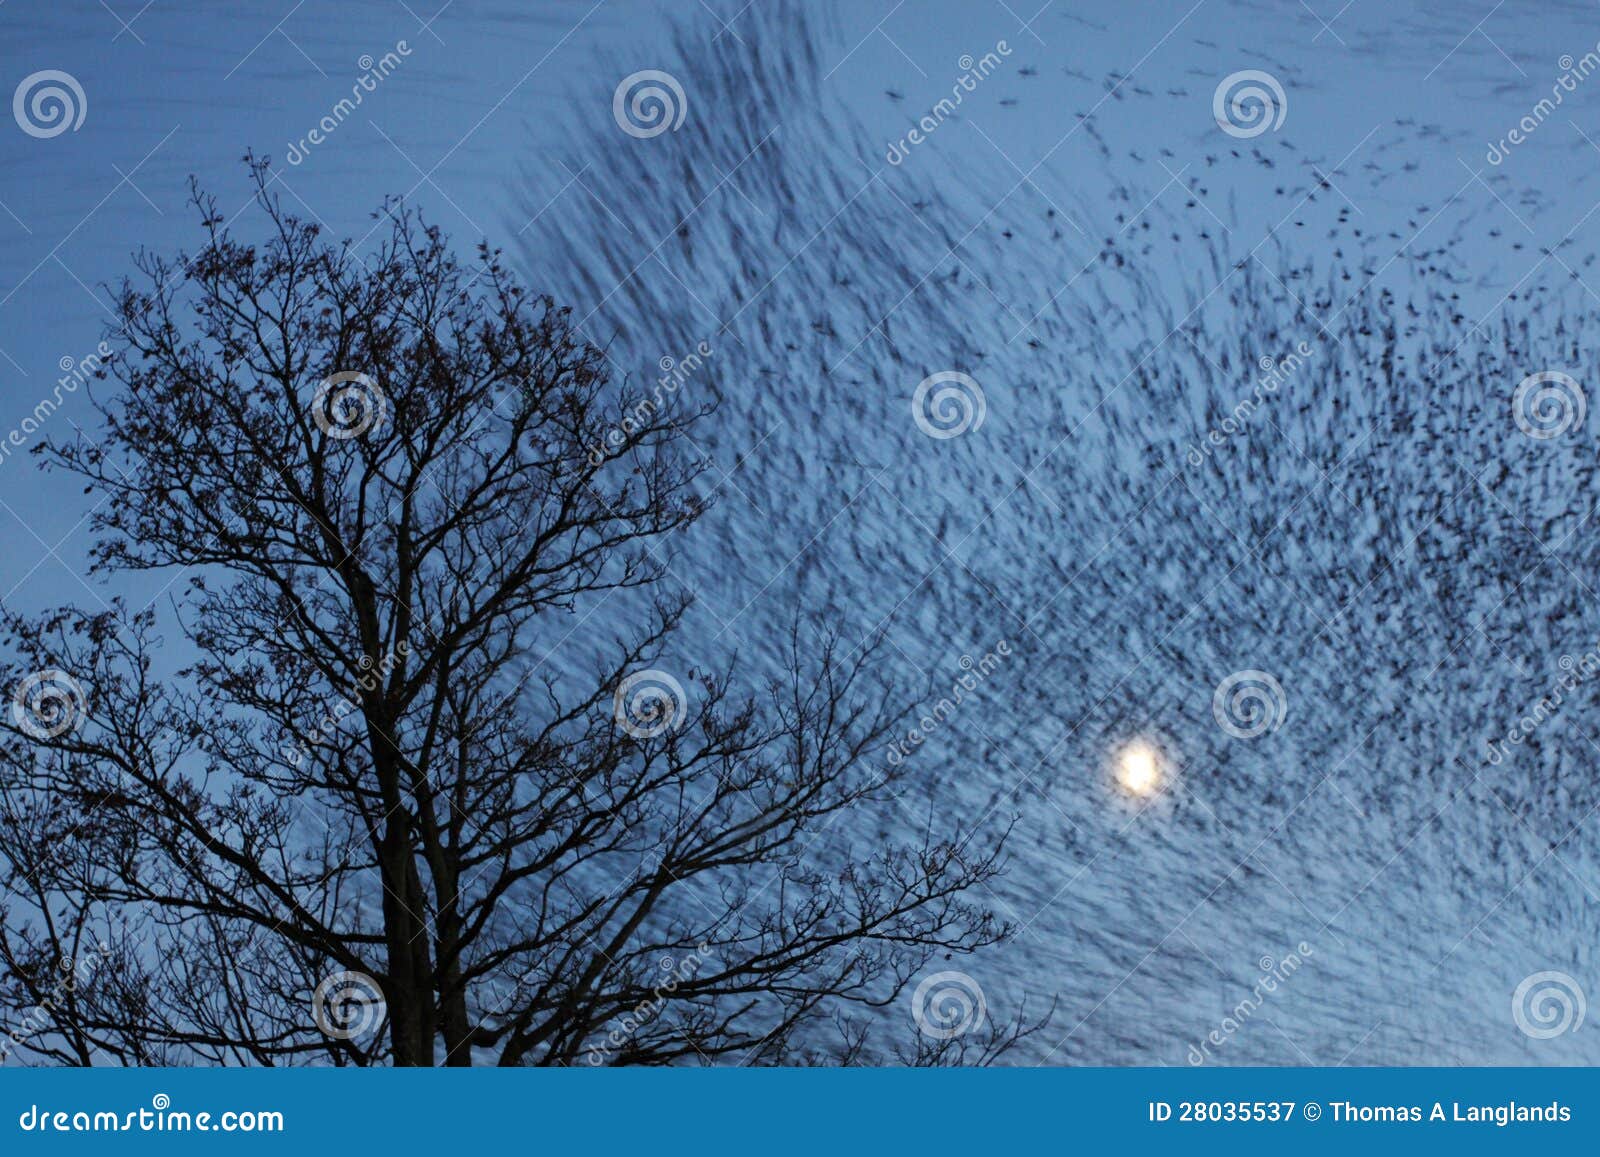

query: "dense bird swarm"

left=524, top=3, right=1600, bottom=1063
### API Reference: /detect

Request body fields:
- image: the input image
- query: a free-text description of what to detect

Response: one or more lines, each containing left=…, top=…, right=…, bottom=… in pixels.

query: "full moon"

left=1115, top=740, right=1163, bottom=796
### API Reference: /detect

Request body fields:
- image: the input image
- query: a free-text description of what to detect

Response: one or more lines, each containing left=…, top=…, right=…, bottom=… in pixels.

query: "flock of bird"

left=520, top=0, right=1600, bottom=1064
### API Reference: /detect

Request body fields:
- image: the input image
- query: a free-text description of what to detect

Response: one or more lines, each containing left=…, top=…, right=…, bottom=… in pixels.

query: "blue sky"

left=9, top=0, right=1600, bottom=1064
left=0, top=0, right=676, bottom=599
left=4, top=0, right=1599, bottom=597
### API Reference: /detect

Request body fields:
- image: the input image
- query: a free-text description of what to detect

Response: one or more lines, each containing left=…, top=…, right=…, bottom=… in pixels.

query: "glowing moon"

left=1115, top=740, right=1163, bottom=796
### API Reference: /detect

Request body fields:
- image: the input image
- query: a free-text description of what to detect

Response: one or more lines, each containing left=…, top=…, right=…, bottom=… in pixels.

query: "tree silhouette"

left=0, top=163, right=1016, bottom=1066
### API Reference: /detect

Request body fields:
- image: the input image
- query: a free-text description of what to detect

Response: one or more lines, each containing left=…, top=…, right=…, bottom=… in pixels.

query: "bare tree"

left=0, top=162, right=1014, bottom=1066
